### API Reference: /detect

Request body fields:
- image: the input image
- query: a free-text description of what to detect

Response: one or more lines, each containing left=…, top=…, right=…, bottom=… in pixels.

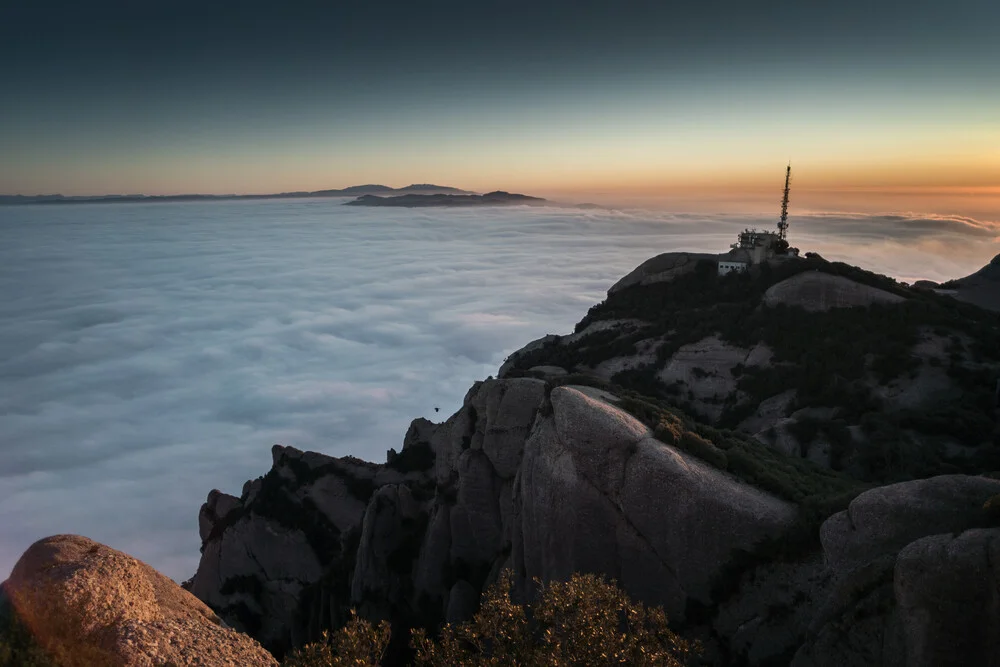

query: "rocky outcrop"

left=789, top=475, right=1000, bottom=667
left=190, top=378, right=800, bottom=656
left=501, top=253, right=1000, bottom=483
left=764, top=271, right=906, bottom=311
left=514, top=387, right=796, bottom=617
left=189, top=368, right=1000, bottom=666
left=2, top=534, right=276, bottom=666
left=819, top=475, right=1000, bottom=575
left=181, top=250, right=1000, bottom=666
left=188, top=446, right=383, bottom=654
left=942, top=253, right=1000, bottom=313
left=608, top=251, right=718, bottom=294
left=657, top=336, right=773, bottom=421
left=895, top=528, right=1000, bottom=666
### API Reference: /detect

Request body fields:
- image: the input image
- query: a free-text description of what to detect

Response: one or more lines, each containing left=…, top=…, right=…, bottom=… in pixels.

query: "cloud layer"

left=0, top=199, right=996, bottom=580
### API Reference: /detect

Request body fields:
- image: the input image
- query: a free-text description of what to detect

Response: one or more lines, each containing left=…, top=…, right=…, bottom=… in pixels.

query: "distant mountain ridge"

left=0, top=184, right=473, bottom=205
left=345, top=190, right=547, bottom=208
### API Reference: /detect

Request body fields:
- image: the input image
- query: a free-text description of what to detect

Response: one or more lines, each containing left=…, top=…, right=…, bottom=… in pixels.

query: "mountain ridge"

left=177, top=250, right=1000, bottom=665
left=344, top=190, right=547, bottom=208
left=0, top=184, right=474, bottom=205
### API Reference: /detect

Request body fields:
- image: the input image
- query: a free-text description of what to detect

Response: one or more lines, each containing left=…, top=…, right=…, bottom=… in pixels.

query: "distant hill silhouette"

left=0, top=184, right=473, bottom=205
left=345, top=191, right=547, bottom=208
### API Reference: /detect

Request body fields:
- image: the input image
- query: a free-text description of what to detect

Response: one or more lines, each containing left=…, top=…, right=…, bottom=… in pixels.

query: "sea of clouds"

left=0, top=198, right=996, bottom=581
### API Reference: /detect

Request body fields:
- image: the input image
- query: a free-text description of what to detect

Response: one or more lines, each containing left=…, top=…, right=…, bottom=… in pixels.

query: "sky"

left=1, top=200, right=996, bottom=581
left=1, top=0, right=998, bottom=217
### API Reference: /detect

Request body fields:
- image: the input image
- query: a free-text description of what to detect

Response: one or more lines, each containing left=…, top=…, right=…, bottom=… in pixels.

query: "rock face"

left=943, top=252, right=1000, bottom=313
left=190, top=378, right=798, bottom=656
left=790, top=475, right=1000, bottom=667
left=500, top=253, right=1000, bottom=484
left=656, top=336, right=773, bottom=421
left=763, top=271, right=906, bottom=311
left=895, top=529, right=1000, bottom=667
left=189, top=372, right=1000, bottom=665
left=514, top=387, right=796, bottom=617
left=820, top=475, right=1000, bottom=575
left=2, top=534, right=276, bottom=667
left=184, top=251, right=1000, bottom=665
left=188, top=446, right=383, bottom=654
left=608, top=251, right=718, bottom=294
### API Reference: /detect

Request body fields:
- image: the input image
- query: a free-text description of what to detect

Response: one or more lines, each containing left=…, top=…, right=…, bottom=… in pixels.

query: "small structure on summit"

left=718, top=164, right=799, bottom=275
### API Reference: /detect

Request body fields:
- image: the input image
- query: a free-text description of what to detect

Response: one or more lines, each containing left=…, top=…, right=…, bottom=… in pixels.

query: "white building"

left=717, top=228, right=797, bottom=275
left=718, top=260, right=749, bottom=275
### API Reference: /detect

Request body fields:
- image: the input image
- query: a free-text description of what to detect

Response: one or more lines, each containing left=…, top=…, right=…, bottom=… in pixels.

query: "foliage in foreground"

left=284, top=571, right=697, bottom=666
left=283, top=610, right=391, bottom=666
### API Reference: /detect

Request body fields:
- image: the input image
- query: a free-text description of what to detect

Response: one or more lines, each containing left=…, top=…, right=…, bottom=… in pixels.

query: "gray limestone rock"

left=764, top=271, right=905, bottom=312
left=820, top=475, right=1000, bottom=575
left=514, top=386, right=797, bottom=619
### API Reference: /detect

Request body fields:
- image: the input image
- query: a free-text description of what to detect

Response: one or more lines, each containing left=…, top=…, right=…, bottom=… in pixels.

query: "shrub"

left=282, top=610, right=390, bottom=667
left=286, top=572, right=697, bottom=666
left=412, top=570, right=697, bottom=666
left=678, top=431, right=729, bottom=469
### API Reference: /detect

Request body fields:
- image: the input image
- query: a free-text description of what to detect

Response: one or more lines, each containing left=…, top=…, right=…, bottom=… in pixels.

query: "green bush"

left=678, top=431, right=729, bottom=469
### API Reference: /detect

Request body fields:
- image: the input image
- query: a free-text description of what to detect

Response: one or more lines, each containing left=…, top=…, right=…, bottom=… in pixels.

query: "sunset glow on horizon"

left=1, top=0, right=998, bottom=222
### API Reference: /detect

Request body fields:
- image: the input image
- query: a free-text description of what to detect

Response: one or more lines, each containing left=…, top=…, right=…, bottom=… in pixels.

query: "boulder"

left=608, top=252, right=718, bottom=294
left=513, top=386, right=797, bottom=617
left=764, top=271, right=905, bottom=311
left=820, top=475, right=1000, bottom=574
left=894, top=528, right=1000, bottom=667
left=2, top=535, right=276, bottom=666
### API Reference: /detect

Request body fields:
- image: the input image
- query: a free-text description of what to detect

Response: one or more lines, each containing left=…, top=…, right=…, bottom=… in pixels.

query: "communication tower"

left=777, top=163, right=791, bottom=241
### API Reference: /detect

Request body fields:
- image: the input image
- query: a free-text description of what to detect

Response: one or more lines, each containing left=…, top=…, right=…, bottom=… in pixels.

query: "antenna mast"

left=778, top=163, right=791, bottom=241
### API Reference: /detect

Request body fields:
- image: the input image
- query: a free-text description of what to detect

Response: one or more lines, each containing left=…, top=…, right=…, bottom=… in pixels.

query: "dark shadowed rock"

left=820, top=475, right=1000, bottom=575
left=763, top=271, right=906, bottom=311
left=894, top=528, right=1000, bottom=667
left=607, top=251, right=718, bottom=294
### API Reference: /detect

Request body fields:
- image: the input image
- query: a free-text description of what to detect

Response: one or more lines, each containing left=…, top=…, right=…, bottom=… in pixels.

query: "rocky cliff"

left=183, top=251, right=1000, bottom=665
left=7, top=251, right=997, bottom=666
left=187, top=375, right=1000, bottom=664
left=504, top=253, right=1000, bottom=483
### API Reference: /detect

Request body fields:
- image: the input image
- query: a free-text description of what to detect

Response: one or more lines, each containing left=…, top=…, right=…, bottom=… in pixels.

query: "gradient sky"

left=1, top=0, right=998, bottom=215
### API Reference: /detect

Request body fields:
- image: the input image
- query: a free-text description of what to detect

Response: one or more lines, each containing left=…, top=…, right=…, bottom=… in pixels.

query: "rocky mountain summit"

left=182, top=252, right=1000, bottom=664
left=937, top=252, right=1000, bottom=313
left=3, top=251, right=999, bottom=666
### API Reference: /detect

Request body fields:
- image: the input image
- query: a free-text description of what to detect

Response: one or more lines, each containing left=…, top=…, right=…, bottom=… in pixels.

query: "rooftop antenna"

left=778, top=162, right=791, bottom=241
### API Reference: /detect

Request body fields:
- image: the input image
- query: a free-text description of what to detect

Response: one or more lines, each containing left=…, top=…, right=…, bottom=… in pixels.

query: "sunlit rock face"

left=2, top=534, right=277, bottom=667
